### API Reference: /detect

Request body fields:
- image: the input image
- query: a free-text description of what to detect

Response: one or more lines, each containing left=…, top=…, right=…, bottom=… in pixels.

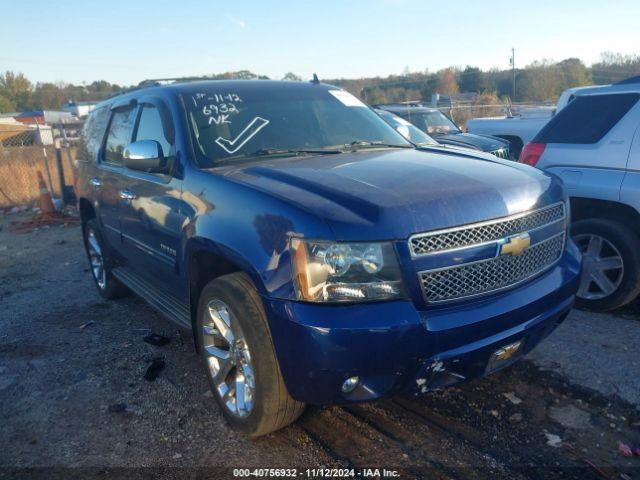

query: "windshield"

left=375, top=109, right=438, bottom=146
left=406, top=110, right=461, bottom=135
left=181, top=84, right=411, bottom=166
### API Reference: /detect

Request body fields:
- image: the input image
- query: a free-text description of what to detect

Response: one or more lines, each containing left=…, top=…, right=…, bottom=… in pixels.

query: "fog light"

left=341, top=376, right=359, bottom=393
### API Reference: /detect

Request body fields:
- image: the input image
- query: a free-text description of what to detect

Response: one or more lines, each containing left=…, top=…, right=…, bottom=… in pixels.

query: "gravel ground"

left=1, top=211, right=640, bottom=479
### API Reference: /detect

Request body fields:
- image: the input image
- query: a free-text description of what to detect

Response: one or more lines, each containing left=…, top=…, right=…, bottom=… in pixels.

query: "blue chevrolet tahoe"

left=75, top=79, right=581, bottom=436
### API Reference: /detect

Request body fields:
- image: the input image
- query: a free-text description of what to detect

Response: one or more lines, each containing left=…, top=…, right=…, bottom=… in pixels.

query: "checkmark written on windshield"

left=215, top=117, right=270, bottom=154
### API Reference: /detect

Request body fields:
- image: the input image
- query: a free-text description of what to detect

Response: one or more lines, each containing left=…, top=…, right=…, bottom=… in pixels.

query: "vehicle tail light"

left=519, top=142, right=546, bottom=167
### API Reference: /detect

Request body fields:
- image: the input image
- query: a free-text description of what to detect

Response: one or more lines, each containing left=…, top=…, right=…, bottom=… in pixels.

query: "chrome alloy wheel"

left=574, top=233, right=624, bottom=300
left=203, top=299, right=255, bottom=418
left=86, top=228, right=106, bottom=290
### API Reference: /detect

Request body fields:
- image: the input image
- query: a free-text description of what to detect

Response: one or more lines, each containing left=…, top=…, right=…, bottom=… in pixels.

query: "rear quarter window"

left=77, top=106, right=110, bottom=162
left=534, top=93, right=640, bottom=144
left=103, top=107, right=137, bottom=166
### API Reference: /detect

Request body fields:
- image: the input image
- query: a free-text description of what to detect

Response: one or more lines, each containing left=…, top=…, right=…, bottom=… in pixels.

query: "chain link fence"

left=0, top=122, right=81, bottom=209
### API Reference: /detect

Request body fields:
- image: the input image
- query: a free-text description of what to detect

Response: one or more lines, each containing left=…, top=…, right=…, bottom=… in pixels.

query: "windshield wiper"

left=218, top=147, right=342, bottom=164
left=346, top=140, right=413, bottom=150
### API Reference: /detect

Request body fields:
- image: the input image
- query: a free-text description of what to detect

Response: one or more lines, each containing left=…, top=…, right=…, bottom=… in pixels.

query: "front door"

left=119, top=100, right=186, bottom=300
left=96, top=104, right=138, bottom=256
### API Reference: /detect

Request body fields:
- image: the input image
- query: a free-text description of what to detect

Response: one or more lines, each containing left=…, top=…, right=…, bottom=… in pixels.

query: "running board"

left=112, top=267, right=191, bottom=330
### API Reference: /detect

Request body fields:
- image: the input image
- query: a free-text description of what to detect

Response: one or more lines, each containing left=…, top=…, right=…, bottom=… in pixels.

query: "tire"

left=82, top=218, right=129, bottom=300
left=572, top=218, right=640, bottom=311
left=196, top=272, right=305, bottom=437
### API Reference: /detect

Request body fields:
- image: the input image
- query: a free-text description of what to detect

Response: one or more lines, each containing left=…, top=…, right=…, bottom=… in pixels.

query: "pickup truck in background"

left=467, top=84, right=619, bottom=158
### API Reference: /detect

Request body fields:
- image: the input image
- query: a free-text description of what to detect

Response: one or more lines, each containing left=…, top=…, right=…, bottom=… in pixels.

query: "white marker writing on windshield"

left=215, top=117, right=270, bottom=154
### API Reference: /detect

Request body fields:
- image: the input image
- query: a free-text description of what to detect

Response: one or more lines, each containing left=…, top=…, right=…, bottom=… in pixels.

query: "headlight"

left=291, top=239, right=406, bottom=303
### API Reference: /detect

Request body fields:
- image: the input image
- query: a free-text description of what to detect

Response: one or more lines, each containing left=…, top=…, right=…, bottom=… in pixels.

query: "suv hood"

left=214, top=148, right=561, bottom=241
left=434, top=132, right=509, bottom=152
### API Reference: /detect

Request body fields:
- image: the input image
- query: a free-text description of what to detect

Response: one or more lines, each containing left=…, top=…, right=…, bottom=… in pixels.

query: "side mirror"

left=123, top=140, right=167, bottom=173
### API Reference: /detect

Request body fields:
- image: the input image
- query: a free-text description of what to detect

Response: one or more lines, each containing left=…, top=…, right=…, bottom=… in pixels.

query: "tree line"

left=0, top=52, right=638, bottom=113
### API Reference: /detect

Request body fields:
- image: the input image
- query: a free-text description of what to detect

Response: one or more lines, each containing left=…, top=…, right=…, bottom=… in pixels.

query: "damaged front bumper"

left=262, top=245, right=581, bottom=405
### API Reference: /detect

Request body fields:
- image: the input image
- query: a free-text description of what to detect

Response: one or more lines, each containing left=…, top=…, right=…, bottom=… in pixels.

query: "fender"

left=179, top=167, right=336, bottom=329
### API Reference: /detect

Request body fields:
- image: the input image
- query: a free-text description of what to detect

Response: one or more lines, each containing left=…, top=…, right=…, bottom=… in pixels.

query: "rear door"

left=118, top=98, right=186, bottom=299
left=95, top=103, right=138, bottom=253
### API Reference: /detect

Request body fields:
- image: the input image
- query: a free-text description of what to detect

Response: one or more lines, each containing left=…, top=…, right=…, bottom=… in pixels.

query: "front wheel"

left=572, top=218, right=640, bottom=311
left=196, top=272, right=305, bottom=436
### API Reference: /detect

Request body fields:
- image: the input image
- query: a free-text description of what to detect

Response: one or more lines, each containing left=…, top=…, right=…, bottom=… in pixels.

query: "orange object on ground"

left=36, top=171, right=55, bottom=214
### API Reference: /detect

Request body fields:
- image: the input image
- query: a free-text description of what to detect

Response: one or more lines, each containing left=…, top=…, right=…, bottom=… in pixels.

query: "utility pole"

left=510, top=48, right=516, bottom=102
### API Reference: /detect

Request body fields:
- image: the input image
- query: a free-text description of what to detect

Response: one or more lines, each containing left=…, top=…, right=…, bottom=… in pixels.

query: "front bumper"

left=262, top=242, right=581, bottom=405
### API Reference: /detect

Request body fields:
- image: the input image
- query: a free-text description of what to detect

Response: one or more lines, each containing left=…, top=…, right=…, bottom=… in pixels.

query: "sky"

left=1, top=0, right=638, bottom=86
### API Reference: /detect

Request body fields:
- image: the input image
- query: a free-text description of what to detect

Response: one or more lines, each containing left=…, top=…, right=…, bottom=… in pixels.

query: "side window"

left=77, top=106, right=110, bottom=162
left=104, top=107, right=137, bottom=166
left=535, top=93, right=640, bottom=144
left=134, top=104, right=174, bottom=158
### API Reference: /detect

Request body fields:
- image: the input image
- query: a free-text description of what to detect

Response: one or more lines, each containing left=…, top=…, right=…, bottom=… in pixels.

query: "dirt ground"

left=1, top=210, right=640, bottom=480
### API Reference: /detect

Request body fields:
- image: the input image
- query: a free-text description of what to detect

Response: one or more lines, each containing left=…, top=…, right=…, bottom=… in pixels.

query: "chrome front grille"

left=491, top=148, right=511, bottom=159
left=419, top=233, right=565, bottom=303
left=410, top=203, right=565, bottom=256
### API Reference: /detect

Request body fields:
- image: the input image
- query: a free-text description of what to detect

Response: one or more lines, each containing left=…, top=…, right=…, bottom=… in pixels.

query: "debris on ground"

left=144, top=358, right=166, bottom=382
left=563, top=443, right=615, bottom=480
left=509, top=413, right=523, bottom=423
left=503, top=392, right=523, bottom=405
left=544, top=432, right=563, bottom=447
left=618, top=442, right=640, bottom=457
left=9, top=212, right=80, bottom=234
left=143, top=332, right=171, bottom=347
left=79, top=320, right=94, bottom=330
left=8, top=205, right=29, bottom=214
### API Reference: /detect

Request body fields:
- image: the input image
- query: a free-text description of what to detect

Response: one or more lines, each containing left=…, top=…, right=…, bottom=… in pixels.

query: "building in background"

left=62, top=101, right=97, bottom=118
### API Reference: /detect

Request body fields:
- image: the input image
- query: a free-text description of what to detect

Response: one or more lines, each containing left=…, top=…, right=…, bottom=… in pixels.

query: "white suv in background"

left=519, top=82, right=640, bottom=311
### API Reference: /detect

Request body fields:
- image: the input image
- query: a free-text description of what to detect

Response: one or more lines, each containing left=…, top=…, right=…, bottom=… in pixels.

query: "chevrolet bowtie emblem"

left=499, top=233, right=531, bottom=256
left=494, top=341, right=522, bottom=361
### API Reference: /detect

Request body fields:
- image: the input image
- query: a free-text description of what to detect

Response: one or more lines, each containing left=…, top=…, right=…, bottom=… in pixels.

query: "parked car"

left=467, top=78, right=640, bottom=158
left=76, top=79, right=580, bottom=436
left=519, top=85, right=640, bottom=311
left=374, top=108, right=438, bottom=146
left=375, top=103, right=513, bottom=158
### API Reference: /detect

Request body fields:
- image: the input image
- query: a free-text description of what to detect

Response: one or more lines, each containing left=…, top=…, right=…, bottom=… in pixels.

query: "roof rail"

left=614, top=75, right=640, bottom=85
left=106, top=76, right=219, bottom=99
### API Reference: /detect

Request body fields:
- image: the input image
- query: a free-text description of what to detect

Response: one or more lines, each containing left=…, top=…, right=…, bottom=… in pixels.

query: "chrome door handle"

left=119, top=190, right=137, bottom=200
left=90, top=178, right=102, bottom=187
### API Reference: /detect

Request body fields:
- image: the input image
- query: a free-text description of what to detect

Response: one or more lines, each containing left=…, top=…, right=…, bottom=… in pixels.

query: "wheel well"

left=570, top=197, right=640, bottom=237
left=78, top=198, right=95, bottom=224
left=188, top=249, right=242, bottom=350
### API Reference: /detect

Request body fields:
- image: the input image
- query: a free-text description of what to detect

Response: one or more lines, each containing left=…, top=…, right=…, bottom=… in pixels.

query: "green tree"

left=0, top=71, right=32, bottom=110
left=419, top=74, right=439, bottom=101
left=282, top=72, right=302, bottom=81
left=459, top=66, right=485, bottom=93
left=437, top=68, right=459, bottom=96
left=0, top=94, right=15, bottom=113
left=518, top=60, right=563, bottom=101
left=558, top=58, right=592, bottom=88
left=31, top=82, right=68, bottom=110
